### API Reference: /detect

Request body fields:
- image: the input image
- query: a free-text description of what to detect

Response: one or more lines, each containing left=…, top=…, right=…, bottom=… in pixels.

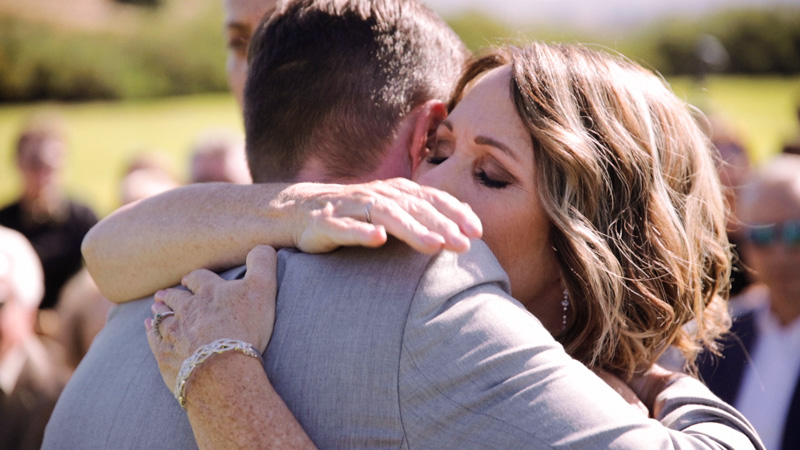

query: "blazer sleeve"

left=398, top=240, right=765, bottom=449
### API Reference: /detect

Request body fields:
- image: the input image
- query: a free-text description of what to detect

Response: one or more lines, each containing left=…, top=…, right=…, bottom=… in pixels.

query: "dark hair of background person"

left=243, top=0, right=468, bottom=183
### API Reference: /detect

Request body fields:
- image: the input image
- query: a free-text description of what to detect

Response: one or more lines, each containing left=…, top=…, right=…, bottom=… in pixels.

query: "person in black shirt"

left=0, top=117, right=97, bottom=310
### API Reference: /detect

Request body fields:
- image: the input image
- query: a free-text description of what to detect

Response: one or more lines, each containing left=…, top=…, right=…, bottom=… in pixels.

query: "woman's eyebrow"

left=441, top=120, right=454, bottom=131
left=475, top=136, right=519, bottom=162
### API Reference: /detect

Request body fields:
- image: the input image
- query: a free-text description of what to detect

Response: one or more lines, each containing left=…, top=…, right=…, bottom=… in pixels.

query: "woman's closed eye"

left=476, top=170, right=511, bottom=189
left=475, top=158, right=514, bottom=189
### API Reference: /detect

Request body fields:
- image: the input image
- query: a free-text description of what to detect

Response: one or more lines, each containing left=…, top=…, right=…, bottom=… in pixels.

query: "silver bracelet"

left=174, top=338, right=264, bottom=410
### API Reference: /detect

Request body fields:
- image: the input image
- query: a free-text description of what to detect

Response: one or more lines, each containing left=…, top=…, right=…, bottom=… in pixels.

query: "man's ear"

left=408, top=100, right=447, bottom=175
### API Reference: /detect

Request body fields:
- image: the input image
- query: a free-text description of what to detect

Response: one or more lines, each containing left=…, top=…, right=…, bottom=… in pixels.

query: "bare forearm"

left=186, top=353, right=316, bottom=450
left=84, top=178, right=482, bottom=303
left=82, top=183, right=296, bottom=303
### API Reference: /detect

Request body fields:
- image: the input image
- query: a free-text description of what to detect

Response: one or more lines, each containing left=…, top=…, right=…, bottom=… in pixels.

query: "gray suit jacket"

left=44, top=239, right=763, bottom=449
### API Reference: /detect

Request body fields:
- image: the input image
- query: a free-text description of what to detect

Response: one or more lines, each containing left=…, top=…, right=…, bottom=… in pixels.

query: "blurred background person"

left=708, top=115, right=755, bottom=297
left=698, top=154, right=800, bottom=450
left=0, top=115, right=98, bottom=314
left=0, top=226, right=69, bottom=450
left=119, top=152, right=181, bottom=205
left=51, top=0, right=273, bottom=371
left=224, top=0, right=279, bottom=110
left=188, top=128, right=250, bottom=184
left=783, top=103, right=800, bottom=156
left=57, top=153, right=179, bottom=370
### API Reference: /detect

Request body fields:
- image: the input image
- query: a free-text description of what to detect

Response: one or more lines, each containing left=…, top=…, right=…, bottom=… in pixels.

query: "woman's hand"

left=627, top=364, right=685, bottom=418
left=146, top=245, right=278, bottom=391
left=287, top=178, right=482, bottom=255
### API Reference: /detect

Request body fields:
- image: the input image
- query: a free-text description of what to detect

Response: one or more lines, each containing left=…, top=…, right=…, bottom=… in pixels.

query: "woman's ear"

left=408, top=100, right=447, bottom=175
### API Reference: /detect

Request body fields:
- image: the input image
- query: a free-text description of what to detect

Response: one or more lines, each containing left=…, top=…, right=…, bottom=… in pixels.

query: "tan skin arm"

left=84, top=183, right=291, bottom=303
left=185, top=353, right=316, bottom=449
left=84, top=179, right=482, bottom=303
left=147, top=246, right=316, bottom=449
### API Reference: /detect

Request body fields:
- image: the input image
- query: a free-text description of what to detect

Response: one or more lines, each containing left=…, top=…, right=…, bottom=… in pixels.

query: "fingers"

left=383, top=178, right=482, bottom=237
left=145, top=317, right=162, bottom=350
left=418, top=186, right=483, bottom=239
left=243, top=245, right=278, bottom=291
left=181, top=269, right=222, bottom=295
left=155, top=286, right=191, bottom=311
left=149, top=300, right=176, bottom=338
left=144, top=315, right=180, bottom=391
left=367, top=179, right=482, bottom=251
left=302, top=178, right=482, bottom=254
left=367, top=203, right=449, bottom=254
left=306, top=218, right=388, bottom=249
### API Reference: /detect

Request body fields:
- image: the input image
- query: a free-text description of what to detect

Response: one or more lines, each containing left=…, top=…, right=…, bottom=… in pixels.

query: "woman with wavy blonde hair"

left=450, top=44, right=731, bottom=377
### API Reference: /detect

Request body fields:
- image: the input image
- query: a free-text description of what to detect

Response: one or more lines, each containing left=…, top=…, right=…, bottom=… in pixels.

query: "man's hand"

left=288, top=178, right=482, bottom=255
left=145, top=245, right=278, bottom=391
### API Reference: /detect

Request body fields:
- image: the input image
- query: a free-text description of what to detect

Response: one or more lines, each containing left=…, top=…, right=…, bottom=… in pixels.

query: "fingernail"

left=463, top=222, right=482, bottom=238
left=424, top=233, right=445, bottom=248
left=452, top=235, right=470, bottom=252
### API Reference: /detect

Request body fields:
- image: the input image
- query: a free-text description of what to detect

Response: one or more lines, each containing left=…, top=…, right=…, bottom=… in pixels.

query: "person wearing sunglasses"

left=699, top=153, right=800, bottom=450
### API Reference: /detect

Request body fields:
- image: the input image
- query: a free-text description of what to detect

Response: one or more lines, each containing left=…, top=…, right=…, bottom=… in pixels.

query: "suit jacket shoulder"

left=697, top=309, right=758, bottom=405
left=43, top=297, right=197, bottom=449
left=399, top=240, right=765, bottom=449
left=264, top=238, right=435, bottom=448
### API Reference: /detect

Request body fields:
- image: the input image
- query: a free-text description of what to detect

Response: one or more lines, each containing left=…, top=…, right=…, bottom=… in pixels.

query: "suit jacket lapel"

left=698, top=311, right=757, bottom=405
left=780, top=368, right=800, bottom=450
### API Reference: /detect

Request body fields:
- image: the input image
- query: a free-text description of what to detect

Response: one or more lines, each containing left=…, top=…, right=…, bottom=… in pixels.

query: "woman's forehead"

left=450, top=66, right=531, bottom=153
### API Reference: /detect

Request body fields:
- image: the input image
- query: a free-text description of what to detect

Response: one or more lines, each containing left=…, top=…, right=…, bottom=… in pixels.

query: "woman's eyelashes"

left=426, top=137, right=514, bottom=189
left=476, top=170, right=511, bottom=189
left=476, top=159, right=513, bottom=189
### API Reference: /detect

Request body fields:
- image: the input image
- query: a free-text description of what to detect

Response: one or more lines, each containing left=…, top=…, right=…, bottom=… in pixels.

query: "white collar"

left=755, top=301, right=800, bottom=345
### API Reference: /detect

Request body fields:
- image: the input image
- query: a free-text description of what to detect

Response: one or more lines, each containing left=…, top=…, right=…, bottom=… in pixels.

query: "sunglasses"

left=744, top=220, right=800, bottom=248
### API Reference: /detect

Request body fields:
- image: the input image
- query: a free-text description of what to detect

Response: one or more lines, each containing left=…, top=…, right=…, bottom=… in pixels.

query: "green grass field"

left=1, top=76, right=798, bottom=217
left=0, top=94, right=241, bottom=215
left=669, top=75, right=800, bottom=164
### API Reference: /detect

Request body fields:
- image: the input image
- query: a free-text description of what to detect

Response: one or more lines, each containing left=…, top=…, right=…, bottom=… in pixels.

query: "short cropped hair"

left=244, top=0, right=467, bottom=182
left=738, top=153, right=800, bottom=221
left=15, top=113, right=66, bottom=159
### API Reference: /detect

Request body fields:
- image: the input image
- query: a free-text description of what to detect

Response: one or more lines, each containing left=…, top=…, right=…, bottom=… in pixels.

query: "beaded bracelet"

left=174, top=338, right=264, bottom=410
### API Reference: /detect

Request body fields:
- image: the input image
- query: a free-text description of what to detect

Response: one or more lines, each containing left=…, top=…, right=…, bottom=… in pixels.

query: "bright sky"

left=422, top=0, right=798, bottom=29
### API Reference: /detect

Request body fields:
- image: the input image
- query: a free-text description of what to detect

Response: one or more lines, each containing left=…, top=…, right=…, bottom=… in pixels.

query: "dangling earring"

left=561, top=289, right=569, bottom=333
